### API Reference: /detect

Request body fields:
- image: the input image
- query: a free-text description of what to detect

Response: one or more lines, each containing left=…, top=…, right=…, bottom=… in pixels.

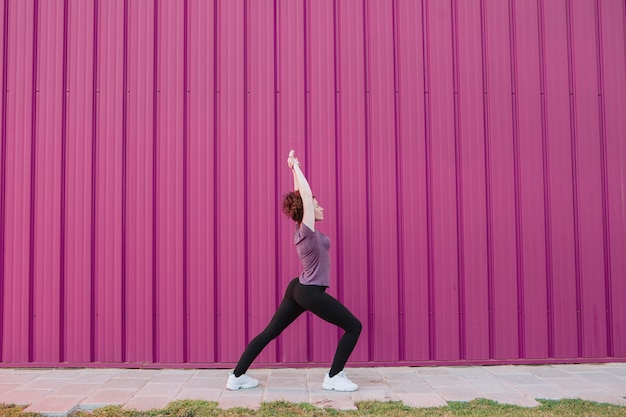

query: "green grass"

left=1, top=399, right=625, bottom=417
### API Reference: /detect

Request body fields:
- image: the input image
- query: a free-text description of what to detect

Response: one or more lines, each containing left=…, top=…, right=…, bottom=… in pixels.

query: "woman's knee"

left=347, top=317, right=362, bottom=335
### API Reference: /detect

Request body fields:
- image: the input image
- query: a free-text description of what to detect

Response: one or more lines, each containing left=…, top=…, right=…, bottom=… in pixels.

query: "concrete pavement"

left=0, top=363, right=625, bottom=416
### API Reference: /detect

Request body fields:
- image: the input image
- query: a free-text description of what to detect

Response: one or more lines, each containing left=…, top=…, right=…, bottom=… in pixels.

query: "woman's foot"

left=226, top=372, right=259, bottom=390
left=322, top=371, right=358, bottom=392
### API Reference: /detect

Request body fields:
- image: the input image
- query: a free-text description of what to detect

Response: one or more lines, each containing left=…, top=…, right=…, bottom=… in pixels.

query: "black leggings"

left=234, top=278, right=362, bottom=378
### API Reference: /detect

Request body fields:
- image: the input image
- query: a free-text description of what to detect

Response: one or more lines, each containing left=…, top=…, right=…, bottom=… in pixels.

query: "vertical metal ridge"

left=182, top=0, right=189, bottom=363
left=362, top=0, right=374, bottom=361
left=243, top=0, right=249, bottom=347
left=593, top=0, right=613, bottom=357
left=59, top=0, right=70, bottom=363
left=29, top=0, right=40, bottom=363
left=565, top=0, right=583, bottom=358
left=508, top=0, right=525, bottom=359
left=0, top=0, right=10, bottom=364
left=303, top=0, right=311, bottom=362
left=152, top=0, right=159, bottom=363
left=537, top=0, right=555, bottom=358
left=213, top=0, right=220, bottom=362
left=391, top=0, right=406, bottom=361
left=422, top=0, right=435, bottom=360
left=332, top=0, right=344, bottom=337
left=451, top=0, right=466, bottom=360
left=479, top=0, right=495, bottom=359
left=273, top=0, right=281, bottom=363
left=121, top=0, right=129, bottom=363
left=90, top=0, right=99, bottom=363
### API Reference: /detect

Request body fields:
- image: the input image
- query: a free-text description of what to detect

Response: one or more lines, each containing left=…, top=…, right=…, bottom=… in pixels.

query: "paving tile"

left=350, top=386, right=398, bottom=402
left=194, top=369, right=229, bottom=378
left=449, top=366, right=498, bottom=379
left=116, top=369, right=160, bottom=378
left=123, top=395, right=172, bottom=411
left=553, top=364, right=599, bottom=373
left=218, top=389, right=263, bottom=410
left=184, top=376, right=226, bottom=390
left=18, top=378, right=71, bottom=391
left=309, top=395, right=357, bottom=410
left=0, top=371, right=41, bottom=384
left=397, top=392, right=448, bottom=408
left=269, top=368, right=307, bottom=378
left=379, top=367, right=420, bottom=381
left=387, top=380, right=435, bottom=394
left=23, top=395, right=82, bottom=416
left=51, top=383, right=100, bottom=396
left=415, top=367, right=452, bottom=376
left=264, top=388, right=309, bottom=403
left=569, top=390, right=626, bottom=406
left=485, top=365, right=532, bottom=376
left=134, top=382, right=184, bottom=397
left=470, top=379, right=522, bottom=395
left=267, top=376, right=307, bottom=389
left=0, top=384, right=19, bottom=395
left=103, top=377, right=149, bottom=390
left=549, top=376, right=600, bottom=391
left=514, top=383, right=573, bottom=400
left=41, top=369, right=87, bottom=379
left=437, top=386, right=481, bottom=402
left=500, top=373, right=547, bottom=385
left=76, top=370, right=119, bottom=384
left=176, top=388, right=223, bottom=402
left=82, top=389, right=135, bottom=406
left=0, top=388, right=50, bottom=406
left=345, top=367, right=383, bottom=378
left=422, top=374, right=471, bottom=388
left=484, top=393, right=541, bottom=407
left=149, top=373, right=192, bottom=384
left=519, top=365, right=571, bottom=378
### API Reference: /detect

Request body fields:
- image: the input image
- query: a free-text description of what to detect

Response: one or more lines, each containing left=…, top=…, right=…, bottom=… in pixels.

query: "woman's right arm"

left=288, top=150, right=315, bottom=230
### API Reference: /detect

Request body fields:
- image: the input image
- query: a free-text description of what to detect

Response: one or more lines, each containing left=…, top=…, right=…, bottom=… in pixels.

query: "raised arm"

left=287, top=150, right=315, bottom=230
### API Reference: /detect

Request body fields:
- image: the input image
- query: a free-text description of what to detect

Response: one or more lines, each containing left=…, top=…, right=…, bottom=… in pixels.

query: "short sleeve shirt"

left=294, top=224, right=331, bottom=287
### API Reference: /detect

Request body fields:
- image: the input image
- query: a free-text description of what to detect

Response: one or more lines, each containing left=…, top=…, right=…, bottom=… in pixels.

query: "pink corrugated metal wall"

left=1, top=0, right=625, bottom=368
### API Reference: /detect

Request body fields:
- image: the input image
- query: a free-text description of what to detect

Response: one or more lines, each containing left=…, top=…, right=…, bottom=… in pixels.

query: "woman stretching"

left=226, top=150, right=362, bottom=392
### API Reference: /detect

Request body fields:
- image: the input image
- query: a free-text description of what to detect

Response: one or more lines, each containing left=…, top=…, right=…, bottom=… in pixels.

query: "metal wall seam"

left=508, top=0, right=525, bottom=360
left=59, top=0, right=69, bottom=363
left=332, top=0, right=344, bottom=359
left=451, top=0, right=466, bottom=361
left=593, top=0, right=613, bottom=358
left=421, top=0, right=435, bottom=361
left=564, top=0, right=583, bottom=358
left=479, top=0, right=496, bottom=359
left=302, top=0, right=310, bottom=362
left=151, top=0, right=158, bottom=362
left=391, top=0, right=406, bottom=362
left=272, top=0, right=281, bottom=364
left=537, top=0, right=555, bottom=359
left=242, top=0, right=249, bottom=350
left=182, top=0, right=189, bottom=363
left=361, top=0, right=373, bottom=362
left=90, top=0, right=98, bottom=363
left=28, top=0, right=39, bottom=363
left=212, top=0, right=219, bottom=362
left=121, top=0, right=128, bottom=363
left=0, top=0, right=9, bottom=364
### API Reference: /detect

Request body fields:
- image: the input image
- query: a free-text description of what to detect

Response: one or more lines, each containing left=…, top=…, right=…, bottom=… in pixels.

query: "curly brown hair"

left=282, top=191, right=304, bottom=223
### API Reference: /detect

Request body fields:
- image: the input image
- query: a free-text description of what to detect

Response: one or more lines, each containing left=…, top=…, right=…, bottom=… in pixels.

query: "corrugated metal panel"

left=1, top=0, right=625, bottom=368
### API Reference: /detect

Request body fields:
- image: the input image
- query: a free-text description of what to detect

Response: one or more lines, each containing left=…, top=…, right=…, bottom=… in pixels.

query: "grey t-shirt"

left=294, top=224, right=330, bottom=287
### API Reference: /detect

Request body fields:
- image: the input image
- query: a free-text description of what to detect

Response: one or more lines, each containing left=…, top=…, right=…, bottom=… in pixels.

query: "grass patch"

left=1, top=399, right=625, bottom=416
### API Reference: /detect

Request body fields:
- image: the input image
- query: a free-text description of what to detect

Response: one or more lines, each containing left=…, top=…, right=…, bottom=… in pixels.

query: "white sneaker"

left=322, top=371, right=358, bottom=392
left=226, top=372, right=259, bottom=390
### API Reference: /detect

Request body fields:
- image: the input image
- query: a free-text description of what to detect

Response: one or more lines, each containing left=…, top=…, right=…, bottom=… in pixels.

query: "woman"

left=226, top=150, right=362, bottom=392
